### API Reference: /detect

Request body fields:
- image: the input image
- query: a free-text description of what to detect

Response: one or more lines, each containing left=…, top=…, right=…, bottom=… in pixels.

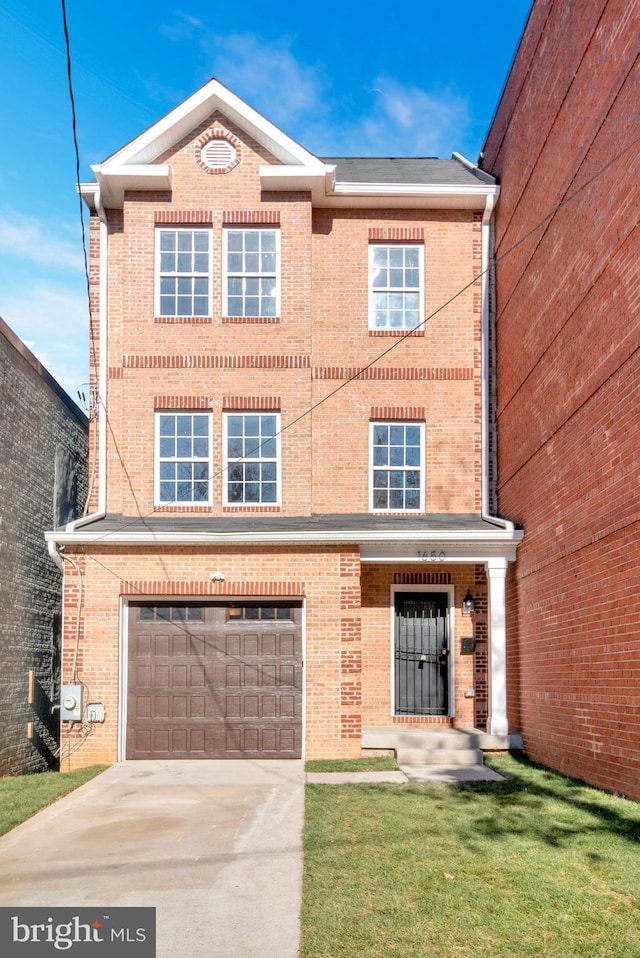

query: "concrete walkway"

left=0, top=761, right=304, bottom=958
left=306, top=764, right=506, bottom=784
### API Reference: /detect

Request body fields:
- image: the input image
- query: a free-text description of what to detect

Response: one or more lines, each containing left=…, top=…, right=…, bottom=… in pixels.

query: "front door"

left=394, top=592, right=449, bottom=715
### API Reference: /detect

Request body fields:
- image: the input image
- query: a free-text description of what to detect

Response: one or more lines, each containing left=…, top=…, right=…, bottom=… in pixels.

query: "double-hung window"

left=156, top=228, right=212, bottom=317
left=369, top=244, right=423, bottom=331
left=156, top=413, right=212, bottom=505
left=370, top=421, right=424, bottom=512
left=224, top=413, right=280, bottom=505
left=223, top=228, right=279, bottom=317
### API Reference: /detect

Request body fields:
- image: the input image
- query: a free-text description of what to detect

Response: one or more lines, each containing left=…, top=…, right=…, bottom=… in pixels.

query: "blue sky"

left=0, top=0, right=531, bottom=400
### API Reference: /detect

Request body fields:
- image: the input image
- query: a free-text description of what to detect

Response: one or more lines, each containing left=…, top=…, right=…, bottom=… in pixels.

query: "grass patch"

left=306, top=757, right=398, bottom=773
left=302, top=753, right=640, bottom=958
left=0, top=766, right=108, bottom=836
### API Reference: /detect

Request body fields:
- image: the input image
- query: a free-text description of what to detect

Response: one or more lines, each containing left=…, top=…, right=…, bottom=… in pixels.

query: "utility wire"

left=60, top=0, right=91, bottom=318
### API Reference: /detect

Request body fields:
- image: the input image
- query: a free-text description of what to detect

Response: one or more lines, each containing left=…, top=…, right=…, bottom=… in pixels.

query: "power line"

left=60, top=0, right=91, bottom=318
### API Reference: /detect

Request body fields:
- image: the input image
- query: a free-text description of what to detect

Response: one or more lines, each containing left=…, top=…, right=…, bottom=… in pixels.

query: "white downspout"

left=481, top=190, right=513, bottom=737
left=481, top=192, right=514, bottom=532
left=69, top=188, right=108, bottom=531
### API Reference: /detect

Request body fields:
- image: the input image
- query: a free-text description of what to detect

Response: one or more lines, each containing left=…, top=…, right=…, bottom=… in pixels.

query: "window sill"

left=154, top=504, right=212, bottom=512
left=368, top=328, right=424, bottom=337
left=223, top=505, right=281, bottom=513
left=155, top=316, right=212, bottom=324
left=222, top=316, right=280, bottom=324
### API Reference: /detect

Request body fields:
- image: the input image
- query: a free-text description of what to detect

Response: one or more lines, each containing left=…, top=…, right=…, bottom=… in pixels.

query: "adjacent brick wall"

left=0, top=319, right=88, bottom=775
left=483, top=0, right=640, bottom=799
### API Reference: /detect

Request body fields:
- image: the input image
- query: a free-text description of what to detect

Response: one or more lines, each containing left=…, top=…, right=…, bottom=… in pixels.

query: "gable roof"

left=80, top=78, right=497, bottom=211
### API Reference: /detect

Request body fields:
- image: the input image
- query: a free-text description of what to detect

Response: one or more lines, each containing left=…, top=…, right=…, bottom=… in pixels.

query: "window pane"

left=187, top=607, right=203, bottom=620
left=373, top=425, right=388, bottom=445
left=246, top=482, right=260, bottom=501
left=193, top=437, right=208, bottom=458
left=373, top=247, right=387, bottom=267
left=262, top=483, right=277, bottom=502
left=227, top=232, right=242, bottom=251
left=194, top=233, right=209, bottom=252
left=160, top=232, right=175, bottom=251
left=373, top=489, right=388, bottom=509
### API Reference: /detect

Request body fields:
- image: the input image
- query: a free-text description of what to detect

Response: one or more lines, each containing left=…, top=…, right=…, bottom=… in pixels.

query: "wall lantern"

left=462, top=589, right=475, bottom=614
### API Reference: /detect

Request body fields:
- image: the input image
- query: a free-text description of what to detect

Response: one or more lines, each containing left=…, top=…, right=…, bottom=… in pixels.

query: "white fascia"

left=260, top=166, right=498, bottom=210
left=102, top=79, right=324, bottom=171
left=45, top=527, right=523, bottom=547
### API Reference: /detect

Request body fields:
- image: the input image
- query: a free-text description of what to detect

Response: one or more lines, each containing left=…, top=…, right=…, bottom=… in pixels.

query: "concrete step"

left=362, top=726, right=478, bottom=752
left=396, top=747, right=484, bottom=767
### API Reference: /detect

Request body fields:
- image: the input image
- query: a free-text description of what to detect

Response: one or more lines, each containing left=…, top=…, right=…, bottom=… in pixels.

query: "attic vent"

left=200, top=139, right=237, bottom=170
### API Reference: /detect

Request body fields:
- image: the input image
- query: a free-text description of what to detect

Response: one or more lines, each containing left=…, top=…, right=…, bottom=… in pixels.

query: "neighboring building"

left=0, top=316, right=88, bottom=775
left=47, top=79, right=521, bottom=767
left=481, top=0, right=640, bottom=798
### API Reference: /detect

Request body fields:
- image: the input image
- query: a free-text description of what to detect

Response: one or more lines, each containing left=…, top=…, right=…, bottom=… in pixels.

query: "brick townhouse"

left=47, top=79, right=522, bottom=766
left=481, top=0, right=640, bottom=799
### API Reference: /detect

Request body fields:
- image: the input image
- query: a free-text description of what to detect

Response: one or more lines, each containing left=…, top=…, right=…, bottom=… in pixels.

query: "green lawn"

left=0, top=766, right=108, bottom=836
left=306, top=757, right=399, bottom=773
left=301, top=754, right=640, bottom=958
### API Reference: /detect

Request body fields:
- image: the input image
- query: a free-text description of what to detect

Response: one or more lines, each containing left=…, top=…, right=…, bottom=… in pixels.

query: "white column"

left=486, top=558, right=509, bottom=736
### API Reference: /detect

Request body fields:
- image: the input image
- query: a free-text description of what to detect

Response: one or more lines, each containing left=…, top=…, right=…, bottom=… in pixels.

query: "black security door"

left=394, top=592, right=449, bottom=715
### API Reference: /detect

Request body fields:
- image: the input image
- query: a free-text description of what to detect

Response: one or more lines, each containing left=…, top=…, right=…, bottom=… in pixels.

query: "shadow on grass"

left=400, top=753, right=640, bottom=850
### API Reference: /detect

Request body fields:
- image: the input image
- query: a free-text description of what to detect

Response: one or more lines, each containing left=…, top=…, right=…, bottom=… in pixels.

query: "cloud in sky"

left=345, top=78, right=471, bottom=157
left=1, top=282, right=89, bottom=399
left=156, top=20, right=471, bottom=157
left=202, top=33, right=325, bottom=130
left=0, top=212, right=85, bottom=272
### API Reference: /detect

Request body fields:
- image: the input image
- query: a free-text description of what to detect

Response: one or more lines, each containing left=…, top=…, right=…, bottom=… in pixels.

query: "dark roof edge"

left=478, top=2, right=538, bottom=166
left=0, top=315, right=88, bottom=427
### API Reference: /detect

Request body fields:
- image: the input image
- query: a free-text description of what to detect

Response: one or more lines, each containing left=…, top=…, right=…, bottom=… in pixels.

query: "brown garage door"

left=127, top=601, right=302, bottom=759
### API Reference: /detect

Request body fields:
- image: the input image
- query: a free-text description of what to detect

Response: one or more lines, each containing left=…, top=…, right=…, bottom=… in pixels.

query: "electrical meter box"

left=60, top=683, right=84, bottom=722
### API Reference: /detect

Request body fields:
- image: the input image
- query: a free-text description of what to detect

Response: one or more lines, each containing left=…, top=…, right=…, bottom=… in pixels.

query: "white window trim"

left=369, top=420, right=425, bottom=513
left=368, top=243, right=424, bottom=331
left=154, top=227, right=213, bottom=318
left=222, top=227, right=281, bottom=318
left=154, top=411, right=213, bottom=507
left=222, top=411, right=282, bottom=507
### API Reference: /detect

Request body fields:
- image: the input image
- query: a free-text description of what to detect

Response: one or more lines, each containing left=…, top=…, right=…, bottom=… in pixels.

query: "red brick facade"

left=482, top=0, right=640, bottom=798
left=55, top=81, right=520, bottom=767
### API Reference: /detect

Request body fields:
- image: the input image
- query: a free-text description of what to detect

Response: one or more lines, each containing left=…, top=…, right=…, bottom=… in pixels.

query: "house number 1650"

left=418, top=550, right=446, bottom=561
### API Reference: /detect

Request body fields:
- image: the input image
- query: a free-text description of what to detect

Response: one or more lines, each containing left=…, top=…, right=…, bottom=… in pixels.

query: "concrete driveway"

left=0, top=760, right=304, bottom=958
